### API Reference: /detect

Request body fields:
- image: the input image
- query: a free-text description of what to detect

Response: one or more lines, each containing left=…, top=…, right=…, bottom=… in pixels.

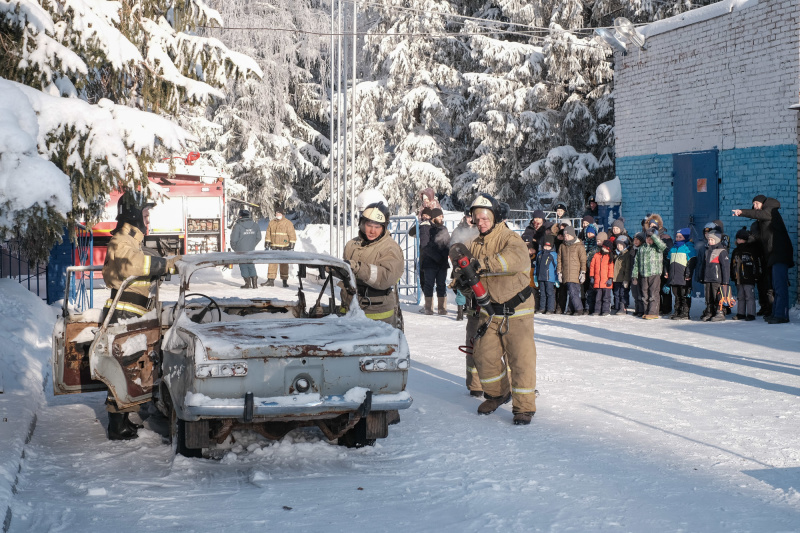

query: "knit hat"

left=707, top=229, right=721, bottom=244
left=582, top=215, right=595, bottom=225
left=532, top=209, right=546, bottom=220
left=753, top=194, right=767, bottom=204
left=611, top=219, right=625, bottom=231
left=563, top=225, right=576, bottom=238
left=633, top=232, right=646, bottom=244
left=596, top=231, right=609, bottom=243
left=585, top=224, right=598, bottom=236
left=735, top=227, right=750, bottom=241
left=421, top=207, right=434, bottom=218
left=616, top=235, right=630, bottom=248
left=601, top=239, right=613, bottom=250
left=542, top=234, right=555, bottom=247
left=677, top=227, right=691, bottom=240
left=429, top=207, right=444, bottom=219
left=556, top=203, right=567, bottom=212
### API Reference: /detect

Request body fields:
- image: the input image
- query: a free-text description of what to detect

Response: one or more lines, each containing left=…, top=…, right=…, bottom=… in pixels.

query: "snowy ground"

left=3, top=267, right=800, bottom=532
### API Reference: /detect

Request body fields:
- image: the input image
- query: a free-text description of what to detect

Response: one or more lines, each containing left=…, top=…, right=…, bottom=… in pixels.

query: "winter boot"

left=513, top=412, right=535, bottom=425
left=282, top=279, right=289, bottom=288
left=469, top=390, right=484, bottom=397
left=732, top=314, right=746, bottom=320
left=240, top=277, right=252, bottom=289
left=745, top=315, right=756, bottom=321
left=477, top=392, right=511, bottom=415
left=124, top=413, right=144, bottom=431
left=107, top=413, right=138, bottom=441
left=437, top=297, right=447, bottom=315
left=419, top=297, right=434, bottom=315
left=710, top=312, right=726, bottom=322
left=250, top=276, right=258, bottom=288
left=456, top=305, right=464, bottom=321
left=262, top=279, right=275, bottom=287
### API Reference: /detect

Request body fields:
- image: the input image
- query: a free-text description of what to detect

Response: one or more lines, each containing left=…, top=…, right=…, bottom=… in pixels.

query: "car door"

left=88, top=277, right=162, bottom=409
left=53, top=266, right=108, bottom=395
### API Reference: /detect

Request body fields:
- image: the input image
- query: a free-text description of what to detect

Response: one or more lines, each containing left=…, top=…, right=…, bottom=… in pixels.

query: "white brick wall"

left=615, top=0, right=800, bottom=157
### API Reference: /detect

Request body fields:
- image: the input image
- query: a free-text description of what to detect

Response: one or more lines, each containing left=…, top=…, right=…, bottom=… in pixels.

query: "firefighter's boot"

left=240, top=277, right=251, bottom=289
left=513, top=412, right=535, bottom=425
left=477, top=392, right=511, bottom=415
left=437, top=297, right=447, bottom=315
left=124, top=413, right=144, bottom=431
left=108, top=413, right=138, bottom=440
left=263, top=279, right=275, bottom=287
left=282, top=279, right=289, bottom=288
left=419, top=297, right=434, bottom=315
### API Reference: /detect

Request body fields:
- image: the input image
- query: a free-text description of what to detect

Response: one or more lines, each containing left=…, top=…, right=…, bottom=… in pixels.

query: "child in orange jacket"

left=590, top=240, right=615, bottom=316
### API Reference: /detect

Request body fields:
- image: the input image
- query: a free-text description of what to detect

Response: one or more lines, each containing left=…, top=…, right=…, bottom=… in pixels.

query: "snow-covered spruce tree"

left=0, top=0, right=260, bottom=260
left=362, top=0, right=474, bottom=214
left=194, top=0, right=330, bottom=222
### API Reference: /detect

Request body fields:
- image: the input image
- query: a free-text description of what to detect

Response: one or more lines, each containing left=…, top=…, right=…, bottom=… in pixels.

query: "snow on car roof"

left=178, top=250, right=346, bottom=267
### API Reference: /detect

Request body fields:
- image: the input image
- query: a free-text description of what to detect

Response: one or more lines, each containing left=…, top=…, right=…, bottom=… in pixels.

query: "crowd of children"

left=525, top=212, right=765, bottom=321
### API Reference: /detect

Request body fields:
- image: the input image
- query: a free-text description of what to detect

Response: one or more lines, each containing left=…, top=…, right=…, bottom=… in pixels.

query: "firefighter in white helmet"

left=465, top=193, right=537, bottom=425
left=341, top=202, right=404, bottom=329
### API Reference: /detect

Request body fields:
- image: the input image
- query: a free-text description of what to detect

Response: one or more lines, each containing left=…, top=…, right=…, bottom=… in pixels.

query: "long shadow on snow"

left=535, top=318, right=800, bottom=396
left=538, top=316, right=800, bottom=376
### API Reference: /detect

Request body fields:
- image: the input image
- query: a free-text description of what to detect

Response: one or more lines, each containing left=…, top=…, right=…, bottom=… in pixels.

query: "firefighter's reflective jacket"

left=102, top=223, right=176, bottom=317
left=265, top=218, right=296, bottom=249
left=341, top=230, right=404, bottom=325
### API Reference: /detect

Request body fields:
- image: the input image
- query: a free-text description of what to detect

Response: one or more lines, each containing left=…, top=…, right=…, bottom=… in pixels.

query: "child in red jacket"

left=590, top=240, right=615, bottom=316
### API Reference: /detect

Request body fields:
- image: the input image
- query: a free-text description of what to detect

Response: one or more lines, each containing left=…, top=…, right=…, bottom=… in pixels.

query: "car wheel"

left=170, top=404, right=202, bottom=458
left=337, top=417, right=376, bottom=449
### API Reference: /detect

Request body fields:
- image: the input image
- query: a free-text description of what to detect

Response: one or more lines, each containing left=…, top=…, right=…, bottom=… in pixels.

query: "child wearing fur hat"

left=730, top=227, right=762, bottom=321
left=557, top=225, right=587, bottom=315
left=698, top=227, right=730, bottom=322
left=632, top=228, right=667, bottom=319
left=667, top=228, right=697, bottom=320
left=590, top=240, right=615, bottom=315
left=612, top=235, right=632, bottom=314
left=535, top=235, right=559, bottom=313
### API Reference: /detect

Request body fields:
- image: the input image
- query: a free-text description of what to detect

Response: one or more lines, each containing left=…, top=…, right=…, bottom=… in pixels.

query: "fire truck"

left=87, top=154, right=228, bottom=270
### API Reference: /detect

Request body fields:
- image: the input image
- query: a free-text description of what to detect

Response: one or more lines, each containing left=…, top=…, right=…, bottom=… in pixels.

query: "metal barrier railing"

left=0, top=239, right=46, bottom=299
left=388, top=216, right=420, bottom=305
left=70, top=224, right=94, bottom=312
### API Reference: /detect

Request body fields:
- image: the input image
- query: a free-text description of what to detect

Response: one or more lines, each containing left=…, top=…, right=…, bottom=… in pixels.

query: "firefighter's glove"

left=166, top=255, right=183, bottom=273
left=557, top=272, right=563, bottom=284
left=578, top=272, right=586, bottom=284
left=605, top=279, right=612, bottom=288
left=289, top=243, right=295, bottom=250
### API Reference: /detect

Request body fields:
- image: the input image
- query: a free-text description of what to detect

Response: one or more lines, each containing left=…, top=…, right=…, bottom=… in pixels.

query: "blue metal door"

left=673, top=150, right=718, bottom=297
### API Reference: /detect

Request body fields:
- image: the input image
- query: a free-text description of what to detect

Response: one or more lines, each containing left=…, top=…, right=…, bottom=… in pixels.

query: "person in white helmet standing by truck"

left=453, top=193, right=537, bottom=425
left=341, top=202, right=405, bottom=329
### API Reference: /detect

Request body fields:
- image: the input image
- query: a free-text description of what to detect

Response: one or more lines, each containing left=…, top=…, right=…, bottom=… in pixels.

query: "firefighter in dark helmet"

left=341, top=202, right=404, bottom=329
left=101, top=191, right=181, bottom=440
left=464, top=193, right=537, bottom=425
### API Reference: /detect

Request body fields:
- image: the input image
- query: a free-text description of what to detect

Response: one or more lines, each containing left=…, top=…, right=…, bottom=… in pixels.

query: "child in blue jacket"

left=535, top=234, right=559, bottom=313
left=667, top=228, right=697, bottom=320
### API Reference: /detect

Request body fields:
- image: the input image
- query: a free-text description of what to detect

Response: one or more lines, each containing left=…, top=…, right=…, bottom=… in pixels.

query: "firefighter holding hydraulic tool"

left=451, top=194, right=537, bottom=425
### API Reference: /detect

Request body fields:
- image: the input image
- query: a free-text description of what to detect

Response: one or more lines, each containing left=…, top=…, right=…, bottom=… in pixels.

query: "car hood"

left=177, top=316, right=407, bottom=360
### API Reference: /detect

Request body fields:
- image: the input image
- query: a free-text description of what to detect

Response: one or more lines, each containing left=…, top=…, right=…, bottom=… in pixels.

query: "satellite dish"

left=594, top=28, right=627, bottom=55
left=613, top=17, right=646, bottom=50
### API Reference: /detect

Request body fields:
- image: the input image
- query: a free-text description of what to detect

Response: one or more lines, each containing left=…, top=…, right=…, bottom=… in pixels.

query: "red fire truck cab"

left=89, top=160, right=228, bottom=269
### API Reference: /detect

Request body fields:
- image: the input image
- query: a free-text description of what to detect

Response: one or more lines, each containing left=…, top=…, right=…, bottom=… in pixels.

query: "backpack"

left=737, top=250, right=760, bottom=283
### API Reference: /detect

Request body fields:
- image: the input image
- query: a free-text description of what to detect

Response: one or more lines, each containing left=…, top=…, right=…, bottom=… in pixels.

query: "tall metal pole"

left=350, top=0, right=358, bottom=240
left=341, top=11, right=349, bottom=254
left=328, top=0, right=335, bottom=255
left=336, top=0, right=343, bottom=257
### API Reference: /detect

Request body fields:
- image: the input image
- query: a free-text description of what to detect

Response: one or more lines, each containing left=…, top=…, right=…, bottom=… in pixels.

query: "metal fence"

left=0, top=239, right=46, bottom=299
left=388, top=216, right=421, bottom=305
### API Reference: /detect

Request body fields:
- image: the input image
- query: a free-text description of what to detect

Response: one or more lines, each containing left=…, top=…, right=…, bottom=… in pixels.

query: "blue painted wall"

left=618, top=145, right=798, bottom=303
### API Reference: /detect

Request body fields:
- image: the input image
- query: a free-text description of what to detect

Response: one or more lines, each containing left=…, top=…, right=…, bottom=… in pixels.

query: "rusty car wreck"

left=53, top=251, right=412, bottom=457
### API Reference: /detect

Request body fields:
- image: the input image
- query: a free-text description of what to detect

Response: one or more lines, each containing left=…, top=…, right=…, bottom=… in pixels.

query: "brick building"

left=614, top=0, right=800, bottom=303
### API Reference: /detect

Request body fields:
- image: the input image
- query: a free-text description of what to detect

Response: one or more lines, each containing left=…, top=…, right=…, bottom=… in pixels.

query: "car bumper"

left=183, top=391, right=413, bottom=420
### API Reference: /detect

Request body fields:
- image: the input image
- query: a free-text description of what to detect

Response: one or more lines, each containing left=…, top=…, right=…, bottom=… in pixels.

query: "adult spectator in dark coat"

left=749, top=220, right=773, bottom=315
left=733, top=195, right=795, bottom=324
left=521, top=210, right=552, bottom=249
left=419, top=208, right=451, bottom=315
left=583, top=196, right=599, bottom=219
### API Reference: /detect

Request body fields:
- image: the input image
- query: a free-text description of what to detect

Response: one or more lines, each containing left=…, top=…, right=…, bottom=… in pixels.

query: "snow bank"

left=0, top=280, right=58, bottom=518
left=642, top=0, right=759, bottom=38
left=595, top=176, right=622, bottom=205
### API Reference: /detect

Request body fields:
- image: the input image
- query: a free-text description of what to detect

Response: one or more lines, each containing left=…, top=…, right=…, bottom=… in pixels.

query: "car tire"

left=337, top=417, right=376, bottom=449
